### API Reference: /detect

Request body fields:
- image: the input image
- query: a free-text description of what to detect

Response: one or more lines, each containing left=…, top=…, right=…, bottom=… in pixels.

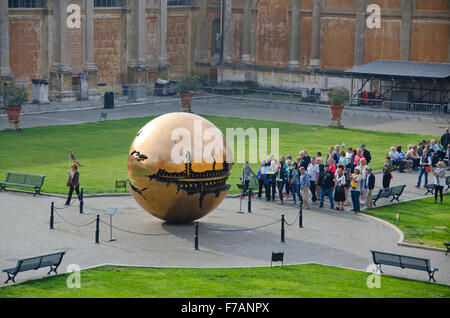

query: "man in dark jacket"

left=441, top=128, right=450, bottom=149
left=361, top=144, right=372, bottom=164
left=65, top=164, right=81, bottom=206
left=318, top=165, right=335, bottom=209
left=365, top=167, right=376, bottom=208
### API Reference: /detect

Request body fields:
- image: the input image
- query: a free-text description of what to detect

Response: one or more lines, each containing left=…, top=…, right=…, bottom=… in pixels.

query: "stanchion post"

left=248, top=190, right=252, bottom=213
left=194, top=221, right=199, bottom=250
left=299, top=202, right=303, bottom=229
left=95, top=215, right=100, bottom=244
left=79, top=188, right=84, bottom=214
left=281, top=214, right=285, bottom=243
left=50, top=202, right=54, bottom=230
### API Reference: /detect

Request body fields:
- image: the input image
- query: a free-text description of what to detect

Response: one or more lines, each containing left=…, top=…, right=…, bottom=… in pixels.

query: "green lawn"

left=0, top=115, right=436, bottom=195
left=363, top=195, right=450, bottom=249
left=0, top=265, right=448, bottom=298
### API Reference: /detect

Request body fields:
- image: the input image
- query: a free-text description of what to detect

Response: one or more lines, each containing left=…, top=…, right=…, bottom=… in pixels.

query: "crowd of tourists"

left=241, top=128, right=449, bottom=212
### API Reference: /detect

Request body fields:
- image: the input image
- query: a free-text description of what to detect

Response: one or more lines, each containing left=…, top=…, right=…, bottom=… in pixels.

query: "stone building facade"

left=0, top=0, right=449, bottom=101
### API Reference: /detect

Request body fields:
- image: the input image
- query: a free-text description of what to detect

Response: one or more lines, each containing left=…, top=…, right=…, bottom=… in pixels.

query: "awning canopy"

left=345, top=60, right=450, bottom=80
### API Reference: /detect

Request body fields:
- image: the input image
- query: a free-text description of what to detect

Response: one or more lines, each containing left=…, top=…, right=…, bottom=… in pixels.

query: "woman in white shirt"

left=433, top=161, right=446, bottom=204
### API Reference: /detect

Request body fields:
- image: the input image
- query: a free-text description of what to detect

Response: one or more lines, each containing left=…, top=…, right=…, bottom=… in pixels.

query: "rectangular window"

left=8, top=0, right=43, bottom=8
left=94, top=0, right=123, bottom=7
left=168, top=0, right=192, bottom=6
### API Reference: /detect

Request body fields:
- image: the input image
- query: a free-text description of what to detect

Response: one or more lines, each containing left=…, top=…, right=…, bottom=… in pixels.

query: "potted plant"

left=176, top=76, right=200, bottom=113
left=327, top=86, right=350, bottom=128
left=1, top=84, right=29, bottom=131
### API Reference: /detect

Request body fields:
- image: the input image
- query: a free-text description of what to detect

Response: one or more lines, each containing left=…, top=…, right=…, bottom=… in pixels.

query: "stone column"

left=196, top=0, right=208, bottom=63
left=289, top=0, right=301, bottom=67
left=222, top=0, right=232, bottom=63
left=50, top=0, right=75, bottom=101
left=0, top=1, right=14, bottom=86
left=241, top=0, right=251, bottom=63
left=83, top=0, right=100, bottom=98
left=309, top=0, right=322, bottom=68
left=158, top=0, right=170, bottom=78
left=128, top=0, right=149, bottom=84
left=400, top=0, right=412, bottom=61
left=354, top=0, right=368, bottom=66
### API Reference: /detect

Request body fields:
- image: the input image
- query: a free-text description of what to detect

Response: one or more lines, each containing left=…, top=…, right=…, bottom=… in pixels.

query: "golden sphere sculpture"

left=128, top=113, right=234, bottom=223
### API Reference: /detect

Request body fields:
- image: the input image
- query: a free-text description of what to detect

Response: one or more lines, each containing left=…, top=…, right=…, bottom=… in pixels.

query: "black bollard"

left=194, top=221, right=199, bottom=250
left=248, top=190, right=252, bottom=213
left=281, top=214, right=285, bottom=243
left=79, top=188, right=84, bottom=214
left=50, top=202, right=54, bottom=230
left=95, top=215, right=100, bottom=244
left=299, top=202, right=303, bottom=229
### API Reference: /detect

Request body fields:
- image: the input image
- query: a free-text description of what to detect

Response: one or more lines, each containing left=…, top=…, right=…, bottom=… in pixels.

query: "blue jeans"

left=320, top=188, right=334, bottom=208
left=417, top=168, right=428, bottom=187
left=292, top=184, right=302, bottom=204
left=351, top=190, right=361, bottom=212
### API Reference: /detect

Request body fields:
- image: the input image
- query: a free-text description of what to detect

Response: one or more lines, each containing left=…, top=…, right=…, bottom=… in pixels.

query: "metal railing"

left=350, top=98, right=448, bottom=115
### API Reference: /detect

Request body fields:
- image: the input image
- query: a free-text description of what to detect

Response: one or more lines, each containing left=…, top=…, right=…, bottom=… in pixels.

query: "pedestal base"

left=328, top=117, right=344, bottom=129
left=6, top=120, right=21, bottom=131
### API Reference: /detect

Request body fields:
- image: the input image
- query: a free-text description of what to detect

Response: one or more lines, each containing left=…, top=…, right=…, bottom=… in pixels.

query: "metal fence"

left=350, top=98, right=447, bottom=115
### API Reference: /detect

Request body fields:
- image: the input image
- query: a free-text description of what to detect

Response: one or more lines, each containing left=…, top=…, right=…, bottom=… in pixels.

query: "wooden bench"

left=424, top=176, right=450, bottom=195
left=3, top=252, right=66, bottom=284
left=372, top=185, right=406, bottom=206
left=0, top=172, right=46, bottom=196
left=371, top=250, right=438, bottom=282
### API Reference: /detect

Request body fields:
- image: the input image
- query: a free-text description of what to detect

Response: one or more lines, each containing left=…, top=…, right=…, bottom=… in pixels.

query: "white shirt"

left=434, top=168, right=446, bottom=187
left=307, top=163, right=320, bottom=182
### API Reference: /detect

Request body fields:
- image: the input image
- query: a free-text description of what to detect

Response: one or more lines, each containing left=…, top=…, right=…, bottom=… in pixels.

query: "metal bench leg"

left=48, top=265, right=59, bottom=275
left=4, top=273, right=16, bottom=284
left=428, top=272, right=436, bottom=283
left=376, top=264, right=383, bottom=274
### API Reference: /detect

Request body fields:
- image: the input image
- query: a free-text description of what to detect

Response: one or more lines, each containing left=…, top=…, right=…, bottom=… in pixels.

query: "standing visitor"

left=432, top=162, right=446, bottom=204
left=307, top=157, right=320, bottom=205
left=350, top=167, right=363, bottom=214
left=276, top=161, right=286, bottom=205
left=299, top=166, right=311, bottom=209
left=241, top=161, right=256, bottom=194
left=365, top=167, right=376, bottom=209
left=334, top=168, right=346, bottom=211
left=319, top=165, right=335, bottom=209
left=361, top=144, right=372, bottom=164
left=291, top=163, right=302, bottom=205
left=417, top=149, right=431, bottom=188
left=256, top=160, right=267, bottom=199
left=65, top=164, right=81, bottom=206
left=382, top=157, right=393, bottom=188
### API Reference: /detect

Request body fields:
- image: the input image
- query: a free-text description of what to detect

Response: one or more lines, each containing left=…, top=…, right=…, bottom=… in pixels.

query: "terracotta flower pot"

left=5, top=106, right=22, bottom=121
left=180, top=92, right=194, bottom=106
left=180, top=92, right=194, bottom=113
left=328, top=104, right=344, bottom=119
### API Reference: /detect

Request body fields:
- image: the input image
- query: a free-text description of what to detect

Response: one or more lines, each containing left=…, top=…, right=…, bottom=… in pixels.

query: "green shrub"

left=176, top=76, right=200, bottom=94
left=1, top=85, right=29, bottom=107
left=328, top=87, right=350, bottom=106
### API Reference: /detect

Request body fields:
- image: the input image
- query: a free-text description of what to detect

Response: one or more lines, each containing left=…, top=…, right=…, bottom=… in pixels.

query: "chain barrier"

left=199, top=219, right=281, bottom=232
left=284, top=214, right=299, bottom=227
left=53, top=209, right=97, bottom=228
left=99, top=219, right=171, bottom=237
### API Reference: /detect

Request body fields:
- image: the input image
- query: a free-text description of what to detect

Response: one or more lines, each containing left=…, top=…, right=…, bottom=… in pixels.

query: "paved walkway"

left=1, top=95, right=448, bottom=135
left=0, top=188, right=448, bottom=287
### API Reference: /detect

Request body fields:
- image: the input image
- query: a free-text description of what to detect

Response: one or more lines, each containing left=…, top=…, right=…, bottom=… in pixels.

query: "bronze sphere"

left=128, top=113, right=233, bottom=223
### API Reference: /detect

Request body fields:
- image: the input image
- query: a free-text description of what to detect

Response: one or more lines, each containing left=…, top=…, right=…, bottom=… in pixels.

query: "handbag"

left=66, top=177, right=71, bottom=187
left=425, top=166, right=432, bottom=173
